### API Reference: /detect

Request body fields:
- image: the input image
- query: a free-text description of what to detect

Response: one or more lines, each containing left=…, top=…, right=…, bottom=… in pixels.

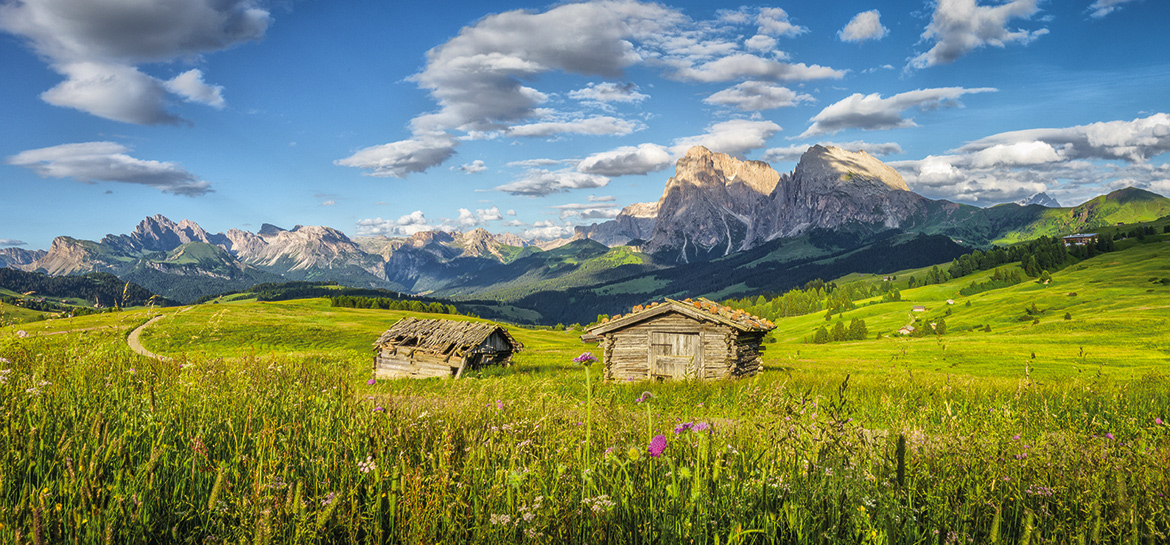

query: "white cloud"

left=743, top=34, right=776, bottom=52
left=455, top=208, right=479, bottom=228
left=495, top=169, right=610, bottom=196
left=670, top=53, right=845, bottom=83
left=552, top=202, right=621, bottom=220
left=589, top=195, right=617, bottom=202
left=763, top=141, right=904, bottom=162
left=672, top=119, right=782, bottom=156
left=1088, top=0, right=1140, bottom=18
left=890, top=113, right=1170, bottom=204
left=704, top=81, right=814, bottom=111
left=164, top=69, right=225, bottom=108
left=506, top=158, right=568, bottom=168
left=0, top=239, right=28, bottom=247
left=355, top=210, right=446, bottom=237
left=838, top=10, right=888, bottom=43
left=957, top=113, right=1170, bottom=163
left=0, top=0, right=269, bottom=123
left=800, top=87, right=997, bottom=138
left=335, top=133, right=459, bottom=178
left=456, top=160, right=487, bottom=174
left=508, top=116, right=642, bottom=138
left=757, top=7, right=807, bottom=37
left=506, top=209, right=517, bottom=216
left=577, top=143, right=673, bottom=176
left=522, top=220, right=576, bottom=240
left=321, top=200, right=336, bottom=206
left=6, top=141, right=211, bottom=196
left=908, top=0, right=1047, bottom=70
left=569, top=82, right=648, bottom=104
left=40, top=62, right=179, bottom=125
left=477, top=206, right=504, bottom=221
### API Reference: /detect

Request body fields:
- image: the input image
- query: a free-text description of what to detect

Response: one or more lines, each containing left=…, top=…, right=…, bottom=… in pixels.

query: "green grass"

left=2, top=238, right=1169, bottom=543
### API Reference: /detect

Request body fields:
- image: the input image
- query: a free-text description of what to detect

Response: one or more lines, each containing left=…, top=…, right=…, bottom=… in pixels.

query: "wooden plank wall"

left=374, top=349, right=462, bottom=379
left=602, top=312, right=737, bottom=381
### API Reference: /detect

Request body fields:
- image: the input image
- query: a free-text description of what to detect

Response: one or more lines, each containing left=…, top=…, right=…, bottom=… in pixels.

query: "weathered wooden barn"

left=373, top=317, right=522, bottom=379
left=585, top=298, right=774, bottom=381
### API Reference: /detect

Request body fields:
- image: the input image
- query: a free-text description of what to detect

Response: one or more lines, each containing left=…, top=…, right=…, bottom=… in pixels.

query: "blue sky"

left=2, top=0, right=1169, bottom=250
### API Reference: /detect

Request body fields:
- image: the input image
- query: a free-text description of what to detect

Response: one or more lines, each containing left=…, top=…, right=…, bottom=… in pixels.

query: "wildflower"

left=129, top=368, right=136, bottom=375
left=627, top=447, right=642, bottom=460
left=573, top=352, right=597, bottom=364
left=0, top=357, right=9, bottom=363
left=496, top=400, right=504, bottom=410
left=693, top=421, right=710, bottom=433
left=1156, top=417, right=1164, bottom=426
left=648, top=434, right=667, bottom=458
left=490, top=514, right=512, bottom=525
left=604, top=447, right=615, bottom=457
left=16, top=330, right=27, bottom=338
left=1104, top=432, right=1115, bottom=440
left=1012, top=435, right=1020, bottom=441
left=372, top=406, right=385, bottom=413
left=673, top=422, right=693, bottom=434
left=357, top=456, right=377, bottom=474
left=366, top=377, right=376, bottom=385
left=635, top=391, right=652, bottom=403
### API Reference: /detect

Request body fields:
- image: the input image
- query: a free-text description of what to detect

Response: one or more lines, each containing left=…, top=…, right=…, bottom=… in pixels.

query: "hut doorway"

left=650, top=331, right=700, bottom=379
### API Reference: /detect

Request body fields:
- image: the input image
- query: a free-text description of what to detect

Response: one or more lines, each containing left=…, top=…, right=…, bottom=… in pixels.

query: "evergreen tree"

left=935, top=317, right=947, bottom=336
left=814, top=326, right=829, bottom=344
left=831, top=321, right=847, bottom=342
left=849, top=318, right=868, bottom=340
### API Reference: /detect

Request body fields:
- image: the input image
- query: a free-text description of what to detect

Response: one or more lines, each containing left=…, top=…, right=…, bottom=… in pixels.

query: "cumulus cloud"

left=839, top=10, right=888, bottom=42
left=670, top=53, right=845, bottom=83
left=671, top=119, right=782, bottom=157
left=477, top=206, right=504, bottom=221
left=800, top=87, right=996, bottom=138
left=956, top=113, right=1170, bottom=163
left=0, top=0, right=269, bottom=123
left=355, top=210, right=443, bottom=237
left=743, top=34, right=776, bottom=52
left=456, top=160, right=487, bottom=174
left=163, top=69, right=226, bottom=108
left=552, top=201, right=621, bottom=219
left=337, top=1, right=845, bottom=176
left=704, top=81, right=814, bottom=111
left=757, top=7, right=807, bottom=37
left=908, top=0, right=1047, bottom=70
left=508, top=116, right=642, bottom=138
left=522, top=220, right=576, bottom=240
left=1088, top=0, right=1141, bottom=18
left=763, top=141, right=904, bottom=162
left=495, top=169, right=610, bottom=196
left=6, top=141, right=211, bottom=196
left=891, top=113, right=1170, bottom=204
left=577, top=143, right=673, bottom=176
left=335, top=133, right=459, bottom=178
left=569, top=82, right=648, bottom=104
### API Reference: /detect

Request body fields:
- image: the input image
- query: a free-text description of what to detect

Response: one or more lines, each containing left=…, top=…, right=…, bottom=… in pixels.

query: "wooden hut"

left=585, top=298, right=774, bottom=381
left=373, top=317, right=522, bottom=379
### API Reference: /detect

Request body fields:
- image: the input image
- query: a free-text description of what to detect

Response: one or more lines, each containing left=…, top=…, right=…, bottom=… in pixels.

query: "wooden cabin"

left=585, top=298, right=774, bottom=381
left=1062, top=233, right=1098, bottom=246
left=373, top=317, right=522, bottom=379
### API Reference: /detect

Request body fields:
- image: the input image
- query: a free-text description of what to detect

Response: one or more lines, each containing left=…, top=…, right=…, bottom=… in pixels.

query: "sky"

left=2, top=0, right=1169, bottom=250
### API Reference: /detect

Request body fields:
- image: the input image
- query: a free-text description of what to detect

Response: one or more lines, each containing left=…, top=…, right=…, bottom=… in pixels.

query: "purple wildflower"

left=1012, top=435, right=1020, bottom=441
left=573, top=352, right=597, bottom=364
left=693, top=422, right=710, bottom=433
left=129, top=368, right=136, bottom=375
left=635, top=391, right=653, bottom=403
left=1104, top=432, right=1115, bottom=440
left=673, top=422, right=693, bottom=434
left=496, top=400, right=504, bottom=410
left=647, top=434, right=667, bottom=458
left=1156, top=417, right=1164, bottom=426
left=366, top=377, right=376, bottom=386
left=372, top=406, right=385, bottom=413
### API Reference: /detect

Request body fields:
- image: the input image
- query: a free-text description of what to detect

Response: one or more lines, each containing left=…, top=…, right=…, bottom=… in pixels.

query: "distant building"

left=1062, top=233, right=1098, bottom=246
left=898, top=325, right=915, bottom=335
left=946, top=299, right=955, bottom=305
left=912, top=305, right=926, bottom=312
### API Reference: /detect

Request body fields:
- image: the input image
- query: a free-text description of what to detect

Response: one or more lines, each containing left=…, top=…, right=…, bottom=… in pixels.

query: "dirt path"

left=127, top=315, right=170, bottom=362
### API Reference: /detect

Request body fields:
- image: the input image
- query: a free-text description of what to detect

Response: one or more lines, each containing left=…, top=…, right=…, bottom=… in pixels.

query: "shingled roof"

left=588, top=297, right=774, bottom=336
left=374, top=317, right=522, bottom=355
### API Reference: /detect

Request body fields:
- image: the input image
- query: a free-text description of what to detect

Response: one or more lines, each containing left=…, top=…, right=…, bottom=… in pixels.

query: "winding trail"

left=127, top=315, right=170, bottom=362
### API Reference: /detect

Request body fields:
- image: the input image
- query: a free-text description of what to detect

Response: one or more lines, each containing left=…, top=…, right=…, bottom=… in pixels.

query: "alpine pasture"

left=2, top=239, right=1169, bottom=543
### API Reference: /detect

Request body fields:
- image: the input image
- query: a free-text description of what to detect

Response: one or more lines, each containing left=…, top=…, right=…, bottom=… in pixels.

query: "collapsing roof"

left=588, top=297, right=774, bottom=336
left=374, top=317, right=522, bottom=355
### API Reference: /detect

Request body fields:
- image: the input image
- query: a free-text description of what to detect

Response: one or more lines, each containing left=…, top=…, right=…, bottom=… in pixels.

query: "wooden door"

left=650, top=332, right=700, bottom=379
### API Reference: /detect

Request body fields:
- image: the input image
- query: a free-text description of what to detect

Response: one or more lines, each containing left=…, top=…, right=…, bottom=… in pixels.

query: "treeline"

left=0, top=269, right=173, bottom=308
left=725, top=277, right=900, bottom=323
left=959, top=268, right=1023, bottom=296
left=330, top=295, right=459, bottom=315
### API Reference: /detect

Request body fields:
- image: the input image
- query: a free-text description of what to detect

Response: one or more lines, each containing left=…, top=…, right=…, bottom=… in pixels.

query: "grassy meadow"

left=1, top=239, right=1169, bottom=543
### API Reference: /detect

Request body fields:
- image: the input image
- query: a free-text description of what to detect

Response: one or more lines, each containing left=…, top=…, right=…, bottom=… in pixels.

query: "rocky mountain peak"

left=621, top=201, right=659, bottom=218
left=455, top=228, right=505, bottom=258
left=130, top=214, right=225, bottom=252
left=1014, top=192, right=1061, bottom=208
left=794, top=145, right=909, bottom=193
left=671, top=146, right=780, bottom=196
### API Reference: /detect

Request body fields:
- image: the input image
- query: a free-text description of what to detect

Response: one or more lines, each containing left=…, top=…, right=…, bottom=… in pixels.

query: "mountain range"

left=4, top=145, right=1168, bottom=323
